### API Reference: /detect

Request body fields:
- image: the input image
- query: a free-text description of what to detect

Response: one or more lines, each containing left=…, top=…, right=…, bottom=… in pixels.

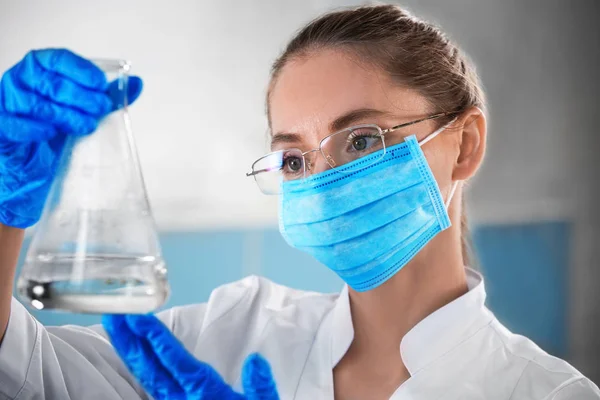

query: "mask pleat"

left=298, top=203, right=435, bottom=270
left=282, top=157, right=422, bottom=225
left=284, top=185, right=430, bottom=246
left=342, top=221, right=441, bottom=291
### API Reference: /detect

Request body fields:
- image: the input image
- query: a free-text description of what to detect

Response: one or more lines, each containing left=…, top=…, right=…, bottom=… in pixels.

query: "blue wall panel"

left=473, top=221, right=570, bottom=357
left=14, top=221, right=571, bottom=360
left=159, top=231, right=246, bottom=307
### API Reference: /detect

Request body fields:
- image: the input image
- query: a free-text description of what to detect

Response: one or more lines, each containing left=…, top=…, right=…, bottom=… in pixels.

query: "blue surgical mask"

left=279, top=123, right=458, bottom=292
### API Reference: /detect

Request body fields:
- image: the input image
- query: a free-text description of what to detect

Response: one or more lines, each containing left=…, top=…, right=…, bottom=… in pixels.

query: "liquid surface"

left=17, top=253, right=169, bottom=314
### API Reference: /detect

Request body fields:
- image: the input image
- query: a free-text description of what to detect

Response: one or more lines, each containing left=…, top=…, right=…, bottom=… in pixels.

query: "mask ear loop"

left=445, top=181, right=459, bottom=209
left=416, top=117, right=460, bottom=209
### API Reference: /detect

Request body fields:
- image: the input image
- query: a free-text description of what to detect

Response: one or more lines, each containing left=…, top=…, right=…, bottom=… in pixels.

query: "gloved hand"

left=0, top=48, right=143, bottom=228
left=102, top=314, right=279, bottom=400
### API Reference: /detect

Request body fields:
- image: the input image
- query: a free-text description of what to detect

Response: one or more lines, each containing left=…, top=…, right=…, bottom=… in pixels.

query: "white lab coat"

left=0, top=268, right=598, bottom=399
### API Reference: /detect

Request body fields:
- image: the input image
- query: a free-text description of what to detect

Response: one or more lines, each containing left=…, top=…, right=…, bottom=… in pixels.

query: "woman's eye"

left=347, top=132, right=380, bottom=153
left=352, top=137, right=368, bottom=151
left=283, top=156, right=303, bottom=174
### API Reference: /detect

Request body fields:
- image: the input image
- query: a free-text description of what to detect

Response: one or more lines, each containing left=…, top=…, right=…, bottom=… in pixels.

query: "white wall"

left=0, top=0, right=357, bottom=229
left=0, top=0, right=591, bottom=229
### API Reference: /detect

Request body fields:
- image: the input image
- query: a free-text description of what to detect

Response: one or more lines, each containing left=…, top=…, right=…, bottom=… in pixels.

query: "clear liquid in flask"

left=18, top=253, right=168, bottom=314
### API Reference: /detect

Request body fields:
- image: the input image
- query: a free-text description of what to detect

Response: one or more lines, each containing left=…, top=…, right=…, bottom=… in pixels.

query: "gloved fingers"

left=102, top=314, right=185, bottom=400
left=31, top=49, right=108, bottom=91
left=126, top=76, right=143, bottom=105
left=241, top=353, right=280, bottom=400
left=107, top=76, right=143, bottom=110
left=124, top=314, right=240, bottom=399
left=1, top=79, right=98, bottom=136
left=11, top=55, right=112, bottom=117
left=0, top=113, right=57, bottom=143
left=47, top=130, right=68, bottom=153
left=124, top=314, right=207, bottom=372
left=10, top=50, right=143, bottom=114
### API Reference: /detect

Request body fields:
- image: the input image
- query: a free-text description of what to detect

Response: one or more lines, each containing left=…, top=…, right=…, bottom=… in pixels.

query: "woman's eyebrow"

left=329, top=108, right=390, bottom=132
left=270, top=108, right=389, bottom=149
left=270, top=132, right=302, bottom=149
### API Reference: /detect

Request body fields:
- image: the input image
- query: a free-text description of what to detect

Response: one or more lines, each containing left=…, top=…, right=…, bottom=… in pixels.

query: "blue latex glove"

left=102, top=314, right=279, bottom=400
left=0, top=48, right=143, bottom=228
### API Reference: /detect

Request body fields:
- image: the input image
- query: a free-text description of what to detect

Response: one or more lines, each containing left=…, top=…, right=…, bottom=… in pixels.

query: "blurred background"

left=2, top=0, right=599, bottom=383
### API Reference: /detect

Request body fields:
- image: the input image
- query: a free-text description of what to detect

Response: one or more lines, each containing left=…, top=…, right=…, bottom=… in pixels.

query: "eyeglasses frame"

left=246, top=110, right=461, bottom=180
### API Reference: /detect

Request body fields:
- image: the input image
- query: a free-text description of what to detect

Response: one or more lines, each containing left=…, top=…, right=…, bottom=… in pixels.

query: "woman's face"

left=268, top=49, right=462, bottom=201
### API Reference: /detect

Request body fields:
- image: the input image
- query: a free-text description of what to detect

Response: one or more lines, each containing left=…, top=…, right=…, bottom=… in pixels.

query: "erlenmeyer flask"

left=16, top=59, right=169, bottom=314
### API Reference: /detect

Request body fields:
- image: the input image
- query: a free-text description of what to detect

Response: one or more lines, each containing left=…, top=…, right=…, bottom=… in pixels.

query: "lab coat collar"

left=330, top=268, right=492, bottom=375
left=330, top=284, right=352, bottom=368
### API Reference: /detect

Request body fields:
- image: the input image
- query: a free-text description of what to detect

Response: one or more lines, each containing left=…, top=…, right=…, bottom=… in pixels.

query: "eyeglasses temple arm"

left=246, top=166, right=281, bottom=177
left=385, top=111, right=461, bottom=134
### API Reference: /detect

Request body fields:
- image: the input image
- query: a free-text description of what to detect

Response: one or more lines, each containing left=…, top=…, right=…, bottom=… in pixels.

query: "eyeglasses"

left=246, top=111, right=458, bottom=194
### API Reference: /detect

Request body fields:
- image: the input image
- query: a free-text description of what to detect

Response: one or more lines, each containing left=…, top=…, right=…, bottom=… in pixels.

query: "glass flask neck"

left=92, top=59, right=131, bottom=108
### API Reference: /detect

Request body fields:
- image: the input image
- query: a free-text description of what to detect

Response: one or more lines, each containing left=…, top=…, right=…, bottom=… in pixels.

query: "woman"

left=0, top=4, right=598, bottom=399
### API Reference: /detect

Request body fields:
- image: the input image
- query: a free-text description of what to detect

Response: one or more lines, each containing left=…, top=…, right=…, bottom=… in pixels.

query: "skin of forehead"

left=268, top=48, right=434, bottom=147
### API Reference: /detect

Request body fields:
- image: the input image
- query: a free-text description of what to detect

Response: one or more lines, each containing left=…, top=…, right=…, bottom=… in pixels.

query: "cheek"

left=422, top=144, right=455, bottom=192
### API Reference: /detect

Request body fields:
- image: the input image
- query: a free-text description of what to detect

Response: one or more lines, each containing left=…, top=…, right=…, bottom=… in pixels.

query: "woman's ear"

left=452, top=107, right=486, bottom=181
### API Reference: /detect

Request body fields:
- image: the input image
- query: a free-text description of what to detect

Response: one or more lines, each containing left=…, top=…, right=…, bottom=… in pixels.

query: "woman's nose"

left=308, top=152, right=335, bottom=175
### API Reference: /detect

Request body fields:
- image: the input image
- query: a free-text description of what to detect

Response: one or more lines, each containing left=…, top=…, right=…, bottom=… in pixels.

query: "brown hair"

left=267, top=4, right=485, bottom=266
